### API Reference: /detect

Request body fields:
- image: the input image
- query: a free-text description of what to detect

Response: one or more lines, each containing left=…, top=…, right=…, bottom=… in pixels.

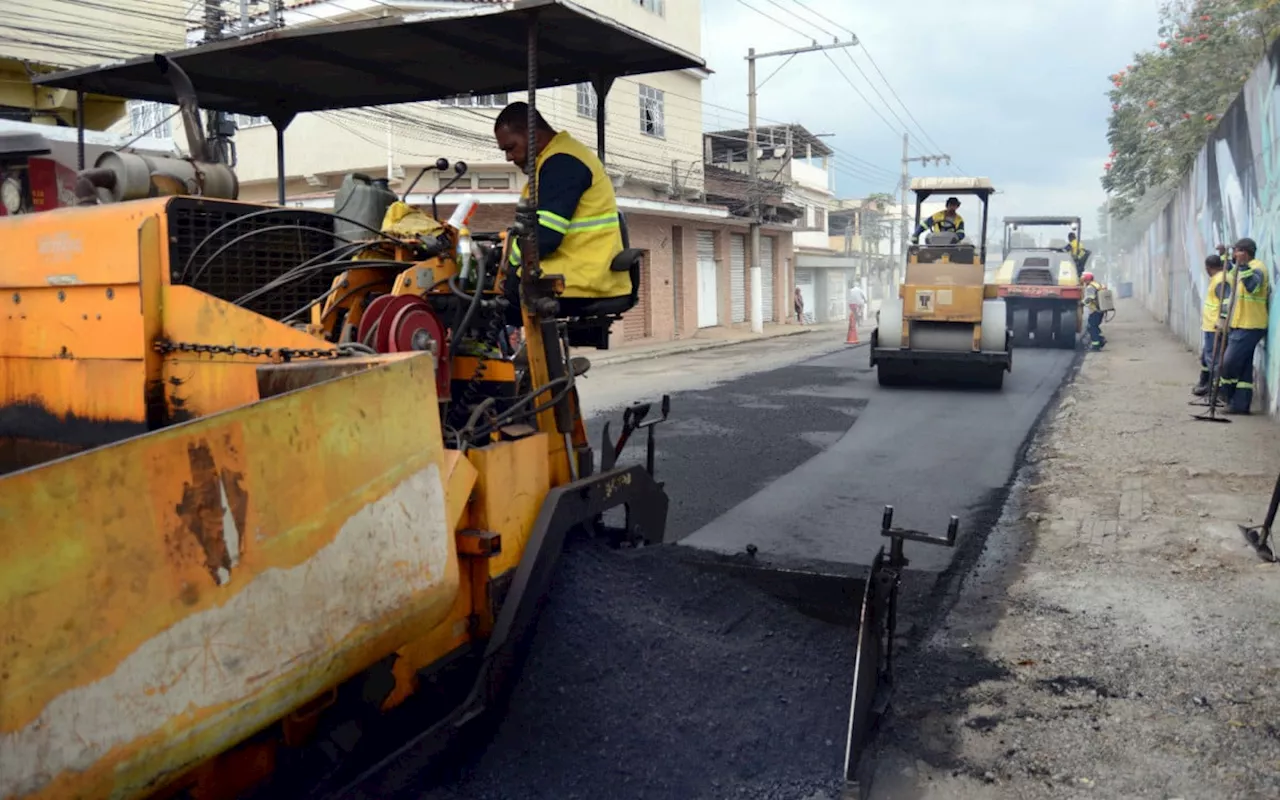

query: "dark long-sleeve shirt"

left=533, top=153, right=593, bottom=258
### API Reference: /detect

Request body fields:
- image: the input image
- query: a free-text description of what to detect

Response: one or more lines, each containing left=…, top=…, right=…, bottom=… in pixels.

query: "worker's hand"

left=1217, top=243, right=1228, bottom=255
left=910, top=236, right=919, bottom=245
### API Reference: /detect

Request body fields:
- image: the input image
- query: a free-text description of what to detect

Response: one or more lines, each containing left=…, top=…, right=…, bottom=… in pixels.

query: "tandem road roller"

left=870, top=177, right=1012, bottom=389
left=990, top=216, right=1085, bottom=348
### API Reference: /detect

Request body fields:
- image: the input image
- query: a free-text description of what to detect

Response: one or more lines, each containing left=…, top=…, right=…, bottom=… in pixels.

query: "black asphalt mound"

left=396, top=540, right=854, bottom=800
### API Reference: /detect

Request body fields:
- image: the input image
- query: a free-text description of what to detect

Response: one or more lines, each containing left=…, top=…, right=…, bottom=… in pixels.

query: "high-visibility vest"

left=1068, top=240, right=1084, bottom=259
left=1084, top=280, right=1105, bottom=311
left=509, top=131, right=628, bottom=299
left=926, top=210, right=963, bottom=232
left=1202, top=269, right=1228, bottom=332
left=1226, top=258, right=1270, bottom=330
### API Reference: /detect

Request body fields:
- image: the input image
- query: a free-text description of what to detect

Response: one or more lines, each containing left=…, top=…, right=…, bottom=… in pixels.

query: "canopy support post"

left=591, top=73, right=615, bottom=166
left=270, top=112, right=295, bottom=206
left=76, top=91, right=85, bottom=169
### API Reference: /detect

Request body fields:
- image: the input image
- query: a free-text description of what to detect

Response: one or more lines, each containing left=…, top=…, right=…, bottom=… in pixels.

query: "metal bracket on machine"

left=599, top=394, right=671, bottom=477
left=842, top=505, right=959, bottom=800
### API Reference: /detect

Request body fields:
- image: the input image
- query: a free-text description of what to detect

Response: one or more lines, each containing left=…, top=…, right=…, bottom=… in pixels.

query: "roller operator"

left=911, top=196, right=965, bottom=244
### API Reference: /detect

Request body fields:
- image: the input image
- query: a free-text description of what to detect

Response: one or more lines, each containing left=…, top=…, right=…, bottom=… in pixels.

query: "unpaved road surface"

left=865, top=302, right=1280, bottom=800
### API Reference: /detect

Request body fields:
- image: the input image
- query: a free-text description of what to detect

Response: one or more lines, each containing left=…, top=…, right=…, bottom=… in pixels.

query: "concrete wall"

left=1119, top=34, right=1280, bottom=417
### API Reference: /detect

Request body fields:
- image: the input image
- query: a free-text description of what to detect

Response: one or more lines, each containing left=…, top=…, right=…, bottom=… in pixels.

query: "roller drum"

left=909, top=322, right=976, bottom=352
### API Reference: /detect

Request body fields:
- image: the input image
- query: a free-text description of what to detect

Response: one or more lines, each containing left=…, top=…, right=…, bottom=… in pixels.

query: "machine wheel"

left=1033, top=311, right=1055, bottom=347
left=1055, top=310, right=1078, bottom=349
left=1010, top=309, right=1032, bottom=346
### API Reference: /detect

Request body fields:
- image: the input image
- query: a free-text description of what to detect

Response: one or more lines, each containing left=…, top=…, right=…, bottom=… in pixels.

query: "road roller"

left=0, top=4, right=692, bottom=799
left=991, top=216, right=1085, bottom=349
left=869, top=177, right=1012, bottom=389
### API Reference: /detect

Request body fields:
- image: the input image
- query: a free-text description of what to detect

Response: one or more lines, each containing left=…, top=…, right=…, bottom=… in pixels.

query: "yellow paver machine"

left=869, top=177, right=1012, bottom=389
left=0, top=4, right=691, bottom=798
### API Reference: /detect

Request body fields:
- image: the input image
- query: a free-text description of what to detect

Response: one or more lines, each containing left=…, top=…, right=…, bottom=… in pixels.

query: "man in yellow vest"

left=1082, top=271, right=1107, bottom=350
left=1192, top=253, right=1230, bottom=396
left=493, top=102, right=629, bottom=326
left=1061, top=232, right=1091, bottom=279
left=910, top=196, right=964, bottom=244
left=1217, top=237, right=1271, bottom=414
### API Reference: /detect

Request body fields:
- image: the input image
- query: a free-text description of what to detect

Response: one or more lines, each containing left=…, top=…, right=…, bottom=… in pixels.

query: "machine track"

left=1006, top=303, right=1080, bottom=350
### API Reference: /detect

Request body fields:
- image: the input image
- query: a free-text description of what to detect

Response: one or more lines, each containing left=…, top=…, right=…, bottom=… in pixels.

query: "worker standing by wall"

left=1082, top=271, right=1107, bottom=351
left=1193, top=253, right=1230, bottom=397
left=1216, top=237, right=1271, bottom=415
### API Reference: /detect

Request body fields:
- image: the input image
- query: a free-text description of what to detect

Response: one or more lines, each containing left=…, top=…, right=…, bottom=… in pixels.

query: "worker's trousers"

left=1086, top=311, right=1106, bottom=350
left=1219, top=327, right=1267, bottom=413
left=1197, top=330, right=1223, bottom=389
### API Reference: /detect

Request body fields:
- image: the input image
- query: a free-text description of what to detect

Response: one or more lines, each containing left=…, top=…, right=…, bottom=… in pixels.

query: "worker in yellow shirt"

left=1061, top=232, right=1091, bottom=278
left=1217, top=237, right=1271, bottom=414
left=1081, top=271, right=1107, bottom=350
left=1192, top=253, right=1230, bottom=396
left=493, top=102, right=630, bottom=322
left=911, top=196, right=964, bottom=244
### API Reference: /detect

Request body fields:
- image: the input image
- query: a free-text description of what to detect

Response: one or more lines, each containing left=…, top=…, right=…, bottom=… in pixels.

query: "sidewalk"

left=581, top=318, right=866, bottom=368
left=869, top=298, right=1280, bottom=799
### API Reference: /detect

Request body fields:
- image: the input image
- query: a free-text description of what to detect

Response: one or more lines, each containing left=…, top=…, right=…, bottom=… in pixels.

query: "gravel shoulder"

left=866, top=299, right=1280, bottom=800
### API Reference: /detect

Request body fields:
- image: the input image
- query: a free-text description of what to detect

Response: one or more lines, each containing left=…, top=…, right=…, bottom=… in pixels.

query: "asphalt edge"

left=589, top=322, right=860, bottom=368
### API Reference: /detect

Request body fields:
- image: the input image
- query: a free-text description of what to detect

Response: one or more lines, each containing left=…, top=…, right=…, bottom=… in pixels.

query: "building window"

left=815, top=207, right=826, bottom=230
left=439, top=93, right=510, bottom=108
left=576, top=83, right=597, bottom=119
left=633, top=0, right=664, bottom=15
left=476, top=173, right=512, bottom=190
left=128, top=101, right=172, bottom=138
left=638, top=84, right=664, bottom=138
left=235, top=114, right=270, bottom=128
left=437, top=173, right=475, bottom=190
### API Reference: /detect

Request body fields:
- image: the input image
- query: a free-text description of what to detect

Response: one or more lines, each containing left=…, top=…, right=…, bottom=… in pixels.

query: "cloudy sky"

left=698, top=0, right=1162, bottom=227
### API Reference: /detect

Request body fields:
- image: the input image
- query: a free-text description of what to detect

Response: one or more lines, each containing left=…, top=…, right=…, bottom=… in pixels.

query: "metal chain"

left=153, top=339, right=346, bottom=360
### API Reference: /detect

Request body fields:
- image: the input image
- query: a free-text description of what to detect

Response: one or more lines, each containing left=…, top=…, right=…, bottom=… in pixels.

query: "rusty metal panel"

left=0, top=350, right=459, bottom=800
left=0, top=198, right=170, bottom=288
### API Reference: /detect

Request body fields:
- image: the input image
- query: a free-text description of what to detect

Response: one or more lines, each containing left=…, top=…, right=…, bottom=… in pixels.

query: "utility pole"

left=747, top=38, right=857, bottom=334
left=897, top=131, right=951, bottom=273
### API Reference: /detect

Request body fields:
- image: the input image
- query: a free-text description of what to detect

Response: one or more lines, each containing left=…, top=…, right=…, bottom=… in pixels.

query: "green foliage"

left=1102, top=0, right=1280, bottom=220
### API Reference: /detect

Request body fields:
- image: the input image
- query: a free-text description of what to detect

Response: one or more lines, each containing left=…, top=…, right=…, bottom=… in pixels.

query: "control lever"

left=599, top=394, right=671, bottom=476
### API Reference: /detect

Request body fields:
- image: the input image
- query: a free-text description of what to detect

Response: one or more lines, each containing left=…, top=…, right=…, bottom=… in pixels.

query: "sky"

left=699, top=0, right=1163, bottom=229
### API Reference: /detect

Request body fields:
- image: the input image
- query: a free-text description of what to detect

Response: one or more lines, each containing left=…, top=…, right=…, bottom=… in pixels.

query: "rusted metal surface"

left=0, top=351, right=458, bottom=800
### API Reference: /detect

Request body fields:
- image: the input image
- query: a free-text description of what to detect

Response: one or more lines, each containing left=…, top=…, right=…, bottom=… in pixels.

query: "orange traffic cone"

left=846, top=308, right=859, bottom=344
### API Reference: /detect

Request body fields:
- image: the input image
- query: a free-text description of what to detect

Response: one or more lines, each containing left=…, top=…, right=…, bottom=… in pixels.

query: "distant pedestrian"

left=794, top=286, right=805, bottom=324
left=1192, top=253, right=1230, bottom=397
left=848, top=284, right=866, bottom=324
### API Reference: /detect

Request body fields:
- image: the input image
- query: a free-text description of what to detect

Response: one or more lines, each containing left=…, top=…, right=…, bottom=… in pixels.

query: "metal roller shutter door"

left=730, top=233, right=746, bottom=323
left=696, top=231, right=718, bottom=328
left=622, top=250, right=651, bottom=340
left=761, top=235, right=775, bottom=322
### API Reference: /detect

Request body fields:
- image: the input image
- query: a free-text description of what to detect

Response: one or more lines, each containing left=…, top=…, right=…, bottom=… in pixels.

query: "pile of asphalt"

left=378, top=539, right=854, bottom=800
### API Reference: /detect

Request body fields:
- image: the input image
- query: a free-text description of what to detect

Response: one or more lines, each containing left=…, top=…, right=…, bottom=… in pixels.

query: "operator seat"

left=562, top=210, right=644, bottom=349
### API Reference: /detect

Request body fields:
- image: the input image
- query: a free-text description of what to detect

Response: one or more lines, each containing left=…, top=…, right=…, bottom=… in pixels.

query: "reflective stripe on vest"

left=1202, top=270, right=1227, bottom=331
left=510, top=131, right=628, bottom=300
left=1227, top=259, right=1270, bottom=329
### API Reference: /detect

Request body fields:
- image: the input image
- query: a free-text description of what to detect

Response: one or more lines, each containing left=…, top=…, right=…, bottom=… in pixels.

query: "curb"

left=587, top=323, right=867, bottom=368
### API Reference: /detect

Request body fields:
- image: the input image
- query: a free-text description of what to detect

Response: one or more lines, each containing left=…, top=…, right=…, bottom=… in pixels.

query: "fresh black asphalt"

left=362, top=342, right=1076, bottom=800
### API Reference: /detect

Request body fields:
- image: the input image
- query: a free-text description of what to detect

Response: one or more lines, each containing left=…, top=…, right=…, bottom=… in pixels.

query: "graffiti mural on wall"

left=1126, top=36, right=1280, bottom=416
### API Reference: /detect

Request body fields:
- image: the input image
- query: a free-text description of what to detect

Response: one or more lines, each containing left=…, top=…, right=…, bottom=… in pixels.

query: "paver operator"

left=911, top=196, right=964, bottom=244
left=1216, top=237, right=1271, bottom=414
left=493, top=102, right=630, bottom=326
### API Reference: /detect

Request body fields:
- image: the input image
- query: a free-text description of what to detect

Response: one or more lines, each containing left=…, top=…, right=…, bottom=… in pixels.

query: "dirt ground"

left=867, top=299, right=1280, bottom=800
